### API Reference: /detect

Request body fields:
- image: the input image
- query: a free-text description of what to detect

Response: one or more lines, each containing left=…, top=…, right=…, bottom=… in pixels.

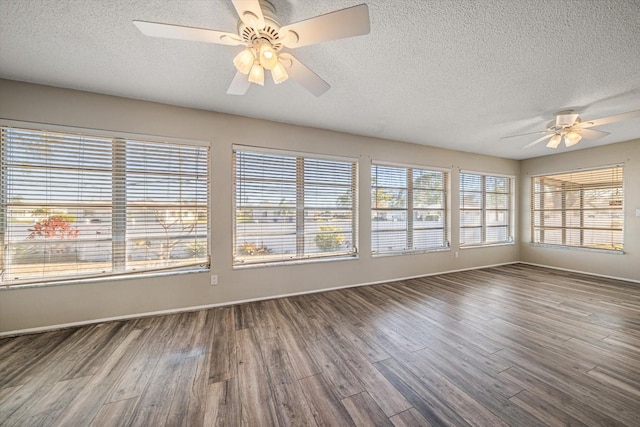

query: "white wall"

left=0, top=79, right=520, bottom=333
left=520, top=139, right=640, bottom=282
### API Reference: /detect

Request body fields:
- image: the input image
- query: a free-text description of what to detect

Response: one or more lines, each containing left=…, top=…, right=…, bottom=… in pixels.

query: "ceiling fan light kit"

left=564, top=131, right=582, bottom=147
left=248, top=60, right=265, bottom=86
left=546, top=134, right=562, bottom=149
left=503, top=109, right=640, bottom=150
left=270, top=61, right=288, bottom=84
left=233, top=38, right=287, bottom=85
left=233, top=48, right=255, bottom=74
left=134, top=0, right=370, bottom=96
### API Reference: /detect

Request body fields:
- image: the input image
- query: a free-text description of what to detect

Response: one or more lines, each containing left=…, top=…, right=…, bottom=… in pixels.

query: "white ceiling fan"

left=133, top=0, right=370, bottom=97
left=503, top=109, right=640, bottom=149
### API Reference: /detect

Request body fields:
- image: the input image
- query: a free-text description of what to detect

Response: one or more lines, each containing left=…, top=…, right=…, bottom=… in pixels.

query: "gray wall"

left=519, top=139, right=640, bottom=281
left=0, top=80, right=520, bottom=333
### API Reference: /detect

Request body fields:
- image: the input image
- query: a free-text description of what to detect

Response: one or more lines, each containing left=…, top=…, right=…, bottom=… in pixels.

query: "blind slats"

left=372, top=163, right=448, bottom=254
left=1, top=125, right=210, bottom=286
left=234, top=149, right=357, bottom=265
left=531, top=166, right=623, bottom=251
left=460, top=172, right=513, bottom=246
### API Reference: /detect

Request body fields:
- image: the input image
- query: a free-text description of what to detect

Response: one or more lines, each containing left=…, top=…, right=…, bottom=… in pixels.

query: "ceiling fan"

left=503, top=109, right=640, bottom=149
left=133, top=0, right=370, bottom=97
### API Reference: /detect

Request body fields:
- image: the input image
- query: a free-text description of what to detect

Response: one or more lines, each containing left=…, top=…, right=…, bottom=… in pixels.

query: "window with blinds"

left=371, top=163, right=448, bottom=255
left=460, top=172, right=513, bottom=246
left=531, top=165, right=624, bottom=251
left=233, top=147, right=357, bottom=266
left=0, top=124, right=209, bottom=286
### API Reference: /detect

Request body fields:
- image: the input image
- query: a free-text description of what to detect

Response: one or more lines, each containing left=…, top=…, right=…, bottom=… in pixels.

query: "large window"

left=531, top=165, right=623, bottom=251
left=460, top=172, right=513, bottom=246
left=371, top=163, right=448, bottom=255
left=0, top=124, right=209, bottom=286
left=233, top=147, right=357, bottom=266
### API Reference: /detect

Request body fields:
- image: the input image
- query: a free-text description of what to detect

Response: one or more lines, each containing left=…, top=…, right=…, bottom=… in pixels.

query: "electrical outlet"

left=210, top=275, right=218, bottom=286
left=455, top=251, right=459, bottom=259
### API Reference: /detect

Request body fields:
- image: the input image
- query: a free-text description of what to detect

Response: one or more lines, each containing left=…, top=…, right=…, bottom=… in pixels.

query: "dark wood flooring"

left=1, top=263, right=639, bottom=426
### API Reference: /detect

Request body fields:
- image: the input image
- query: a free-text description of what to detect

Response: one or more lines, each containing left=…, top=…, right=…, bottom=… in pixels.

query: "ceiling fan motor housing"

left=237, top=0, right=283, bottom=51
left=548, top=115, right=581, bottom=132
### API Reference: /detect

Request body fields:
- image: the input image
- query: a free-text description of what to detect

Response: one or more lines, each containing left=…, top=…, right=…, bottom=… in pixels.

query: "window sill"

left=460, top=242, right=515, bottom=250
left=0, top=267, right=210, bottom=291
left=233, top=255, right=358, bottom=270
left=372, top=247, right=450, bottom=258
left=529, top=243, right=624, bottom=255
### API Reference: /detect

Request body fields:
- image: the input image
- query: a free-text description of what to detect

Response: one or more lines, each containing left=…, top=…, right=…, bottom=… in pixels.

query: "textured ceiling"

left=1, top=0, right=639, bottom=160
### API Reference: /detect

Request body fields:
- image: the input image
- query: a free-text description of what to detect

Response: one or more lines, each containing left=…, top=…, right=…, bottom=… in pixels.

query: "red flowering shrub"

left=28, top=216, right=79, bottom=240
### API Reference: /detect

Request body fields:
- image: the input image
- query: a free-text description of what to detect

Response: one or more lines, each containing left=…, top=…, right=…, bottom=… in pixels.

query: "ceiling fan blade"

left=523, top=134, right=553, bottom=149
left=232, top=0, right=266, bottom=30
left=578, top=109, right=640, bottom=128
left=501, top=130, right=549, bottom=139
left=556, top=113, right=579, bottom=127
left=226, top=72, right=251, bottom=95
left=279, top=53, right=330, bottom=97
left=579, top=128, right=610, bottom=140
left=133, top=21, right=243, bottom=46
left=279, top=4, right=370, bottom=49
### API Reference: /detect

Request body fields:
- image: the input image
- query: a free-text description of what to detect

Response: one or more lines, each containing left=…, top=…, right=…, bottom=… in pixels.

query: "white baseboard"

left=0, top=261, right=518, bottom=338
left=518, top=262, right=640, bottom=284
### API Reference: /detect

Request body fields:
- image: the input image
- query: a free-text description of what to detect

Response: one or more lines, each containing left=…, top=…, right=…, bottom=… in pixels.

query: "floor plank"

left=342, top=391, right=393, bottom=427
left=1, top=263, right=639, bottom=426
left=235, top=328, right=280, bottom=426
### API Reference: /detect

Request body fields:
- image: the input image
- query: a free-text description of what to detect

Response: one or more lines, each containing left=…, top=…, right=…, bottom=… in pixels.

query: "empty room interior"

left=1, top=0, right=639, bottom=426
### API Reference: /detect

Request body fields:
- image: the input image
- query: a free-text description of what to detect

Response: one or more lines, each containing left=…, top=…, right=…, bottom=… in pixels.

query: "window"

left=371, top=163, right=448, bottom=255
left=531, top=165, right=623, bottom=251
left=460, top=172, right=513, bottom=246
left=233, top=147, right=357, bottom=266
left=0, top=124, right=210, bottom=286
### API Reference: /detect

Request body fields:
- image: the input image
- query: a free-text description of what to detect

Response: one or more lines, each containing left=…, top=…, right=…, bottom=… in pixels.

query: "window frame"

left=530, top=164, right=624, bottom=253
left=371, top=161, right=450, bottom=256
left=459, top=170, right=515, bottom=248
left=0, top=120, right=211, bottom=288
left=232, top=145, right=358, bottom=267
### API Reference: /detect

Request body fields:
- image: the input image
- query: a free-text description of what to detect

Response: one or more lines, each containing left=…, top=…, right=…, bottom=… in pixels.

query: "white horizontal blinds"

left=484, top=175, right=512, bottom=243
left=1, top=127, right=114, bottom=284
left=234, top=151, right=297, bottom=263
left=460, top=172, right=512, bottom=246
left=372, top=164, right=448, bottom=254
left=413, top=168, right=448, bottom=249
left=123, top=139, right=209, bottom=273
left=0, top=125, right=210, bottom=286
left=460, top=173, right=483, bottom=245
left=372, top=165, right=407, bottom=253
left=303, top=158, right=357, bottom=257
left=532, top=166, right=623, bottom=251
left=233, top=148, right=357, bottom=265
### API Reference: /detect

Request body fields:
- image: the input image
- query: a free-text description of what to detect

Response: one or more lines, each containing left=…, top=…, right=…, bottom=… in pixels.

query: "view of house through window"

left=460, top=172, right=513, bottom=246
left=531, top=165, right=624, bottom=251
left=371, top=163, right=448, bottom=254
left=0, top=125, right=210, bottom=285
left=233, top=147, right=357, bottom=265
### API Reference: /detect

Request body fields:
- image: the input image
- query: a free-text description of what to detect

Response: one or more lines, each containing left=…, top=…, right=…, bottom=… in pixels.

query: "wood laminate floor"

left=1, top=263, right=639, bottom=426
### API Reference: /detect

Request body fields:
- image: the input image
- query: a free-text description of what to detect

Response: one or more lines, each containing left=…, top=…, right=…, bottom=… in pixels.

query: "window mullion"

left=539, top=178, right=545, bottom=242
left=407, top=168, right=414, bottom=250
left=112, top=138, right=127, bottom=273
left=579, top=188, right=584, bottom=247
left=561, top=182, right=567, bottom=245
left=481, top=175, right=487, bottom=243
left=0, top=135, right=5, bottom=279
left=444, top=173, right=449, bottom=247
left=351, top=162, right=358, bottom=253
left=296, top=157, right=304, bottom=258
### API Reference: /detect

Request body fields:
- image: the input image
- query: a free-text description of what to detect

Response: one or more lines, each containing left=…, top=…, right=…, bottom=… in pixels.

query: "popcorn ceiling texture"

left=0, top=0, right=639, bottom=159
